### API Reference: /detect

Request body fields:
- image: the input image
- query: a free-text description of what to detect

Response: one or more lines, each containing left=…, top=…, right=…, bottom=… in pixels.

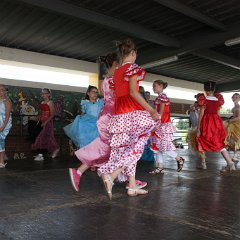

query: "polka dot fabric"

left=98, top=110, right=158, bottom=176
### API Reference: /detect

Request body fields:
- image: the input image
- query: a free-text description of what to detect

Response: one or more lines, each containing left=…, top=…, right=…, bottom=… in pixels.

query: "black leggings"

left=28, top=120, right=43, bottom=144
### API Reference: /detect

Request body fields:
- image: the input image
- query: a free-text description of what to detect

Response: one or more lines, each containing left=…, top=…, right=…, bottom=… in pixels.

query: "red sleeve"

left=196, top=93, right=206, bottom=107
left=215, top=93, right=224, bottom=106
left=124, top=64, right=146, bottom=82
left=158, top=93, right=169, bottom=103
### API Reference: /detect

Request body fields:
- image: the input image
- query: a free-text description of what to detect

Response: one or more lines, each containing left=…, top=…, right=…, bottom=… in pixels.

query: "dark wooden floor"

left=0, top=150, right=240, bottom=240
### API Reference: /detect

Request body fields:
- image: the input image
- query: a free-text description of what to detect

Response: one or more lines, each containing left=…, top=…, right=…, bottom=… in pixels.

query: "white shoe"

left=51, top=148, right=60, bottom=159
left=34, top=154, right=44, bottom=161
left=220, top=162, right=236, bottom=173
left=0, top=163, right=7, bottom=168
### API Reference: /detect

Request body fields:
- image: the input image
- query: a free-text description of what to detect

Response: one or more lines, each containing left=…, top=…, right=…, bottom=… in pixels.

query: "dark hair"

left=232, top=93, right=240, bottom=98
left=116, top=38, right=137, bottom=60
left=204, top=81, right=216, bottom=92
left=153, top=80, right=168, bottom=89
left=99, top=52, right=118, bottom=69
left=84, top=85, right=98, bottom=100
left=139, top=86, right=146, bottom=101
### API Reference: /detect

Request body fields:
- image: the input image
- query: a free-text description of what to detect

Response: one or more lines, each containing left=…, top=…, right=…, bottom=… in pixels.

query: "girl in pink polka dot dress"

left=149, top=80, right=185, bottom=174
left=97, top=39, right=160, bottom=200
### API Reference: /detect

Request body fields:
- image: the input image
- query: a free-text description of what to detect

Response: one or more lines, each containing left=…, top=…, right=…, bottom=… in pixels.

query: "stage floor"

left=0, top=149, right=240, bottom=240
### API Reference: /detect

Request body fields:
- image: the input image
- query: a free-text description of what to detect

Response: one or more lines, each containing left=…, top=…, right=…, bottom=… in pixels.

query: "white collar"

left=206, top=96, right=218, bottom=101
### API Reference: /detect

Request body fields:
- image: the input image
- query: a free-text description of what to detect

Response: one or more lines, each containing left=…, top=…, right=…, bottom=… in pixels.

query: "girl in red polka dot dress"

left=98, top=39, right=160, bottom=200
left=149, top=80, right=185, bottom=174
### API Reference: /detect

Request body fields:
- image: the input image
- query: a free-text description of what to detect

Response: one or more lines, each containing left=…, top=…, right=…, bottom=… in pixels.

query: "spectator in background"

left=187, top=101, right=199, bottom=129
left=0, top=85, right=12, bottom=168
left=145, top=91, right=155, bottom=108
left=139, top=86, right=147, bottom=101
left=29, top=88, right=59, bottom=161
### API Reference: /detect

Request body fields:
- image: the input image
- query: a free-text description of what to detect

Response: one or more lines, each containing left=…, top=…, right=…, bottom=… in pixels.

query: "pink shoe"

left=125, top=180, right=147, bottom=189
left=69, top=168, right=81, bottom=192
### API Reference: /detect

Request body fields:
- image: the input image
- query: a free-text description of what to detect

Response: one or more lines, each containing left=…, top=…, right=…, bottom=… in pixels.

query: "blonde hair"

left=0, top=84, right=8, bottom=92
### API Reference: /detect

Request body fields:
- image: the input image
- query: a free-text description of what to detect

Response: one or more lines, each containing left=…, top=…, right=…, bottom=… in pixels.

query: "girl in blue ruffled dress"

left=64, top=86, right=104, bottom=148
left=0, top=85, right=12, bottom=168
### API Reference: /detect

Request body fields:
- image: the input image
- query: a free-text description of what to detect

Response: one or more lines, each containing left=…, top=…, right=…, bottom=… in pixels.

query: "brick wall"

left=5, top=116, right=70, bottom=159
left=170, top=102, right=191, bottom=115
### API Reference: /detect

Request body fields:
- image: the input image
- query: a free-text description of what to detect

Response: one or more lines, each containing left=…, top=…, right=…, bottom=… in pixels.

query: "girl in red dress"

left=98, top=39, right=160, bottom=199
left=196, top=81, right=235, bottom=172
left=149, top=80, right=185, bottom=174
left=31, top=88, right=59, bottom=161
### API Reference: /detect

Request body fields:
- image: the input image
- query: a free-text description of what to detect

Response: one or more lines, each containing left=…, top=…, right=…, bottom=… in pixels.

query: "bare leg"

left=0, top=151, right=6, bottom=168
left=102, top=168, right=124, bottom=200
left=232, top=151, right=239, bottom=162
left=197, top=152, right=207, bottom=169
left=221, top=150, right=235, bottom=172
left=221, top=150, right=234, bottom=165
left=127, top=175, right=148, bottom=196
left=77, top=164, right=90, bottom=175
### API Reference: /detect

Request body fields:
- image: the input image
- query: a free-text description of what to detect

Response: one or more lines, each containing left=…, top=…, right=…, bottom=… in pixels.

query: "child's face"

left=232, top=94, right=240, bottom=103
left=145, top=92, right=150, bottom=100
left=41, top=90, right=50, bottom=100
left=153, top=83, right=163, bottom=94
left=88, top=88, right=98, bottom=101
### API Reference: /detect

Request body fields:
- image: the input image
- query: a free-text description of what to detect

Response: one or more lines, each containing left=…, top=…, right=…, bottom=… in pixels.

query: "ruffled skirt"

left=64, top=114, right=99, bottom=148
left=225, top=120, right=240, bottom=151
left=150, top=122, right=176, bottom=152
left=98, top=110, right=157, bottom=177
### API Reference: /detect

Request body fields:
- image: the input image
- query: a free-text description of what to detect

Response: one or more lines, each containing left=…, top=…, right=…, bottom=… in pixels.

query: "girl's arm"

left=229, top=107, right=240, bottom=122
left=197, top=106, right=205, bottom=136
left=158, top=103, right=165, bottom=115
left=0, top=99, right=12, bottom=132
left=129, top=76, right=159, bottom=120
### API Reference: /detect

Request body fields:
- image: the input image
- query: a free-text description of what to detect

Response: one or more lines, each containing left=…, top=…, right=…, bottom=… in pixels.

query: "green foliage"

left=176, top=119, right=189, bottom=130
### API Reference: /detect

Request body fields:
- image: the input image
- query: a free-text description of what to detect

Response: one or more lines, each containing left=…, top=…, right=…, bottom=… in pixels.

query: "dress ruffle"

left=225, top=120, right=240, bottom=151
left=108, top=110, right=156, bottom=148
left=154, top=122, right=176, bottom=137
left=154, top=93, right=169, bottom=105
left=98, top=110, right=158, bottom=177
left=150, top=123, right=176, bottom=152
left=196, top=94, right=206, bottom=107
left=124, top=64, right=146, bottom=82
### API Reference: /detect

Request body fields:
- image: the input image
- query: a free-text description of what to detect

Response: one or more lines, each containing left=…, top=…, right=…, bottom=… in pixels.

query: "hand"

left=0, top=127, right=3, bottom=132
left=150, top=109, right=161, bottom=121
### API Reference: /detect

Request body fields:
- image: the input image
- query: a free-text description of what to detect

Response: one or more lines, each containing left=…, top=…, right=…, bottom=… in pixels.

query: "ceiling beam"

left=138, top=21, right=240, bottom=65
left=14, top=0, right=180, bottom=47
left=192, top=49, right=240, bottom=70
left=216, top=81, right=240, bottom=92
left=153, top=0, right=226, bottom=31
